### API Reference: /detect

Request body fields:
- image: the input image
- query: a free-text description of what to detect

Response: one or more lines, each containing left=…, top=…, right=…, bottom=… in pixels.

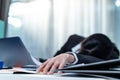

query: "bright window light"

left=115, top=0, right=120, bottom=7
left=8, top=17, right=22, bottom=28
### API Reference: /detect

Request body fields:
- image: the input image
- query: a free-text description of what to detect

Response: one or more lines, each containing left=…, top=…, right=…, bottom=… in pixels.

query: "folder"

left=59, top=70, right=120, bottom=79
left=58, top=59, right=120, bottom=70
left=56, top=59, right=120, bottom=79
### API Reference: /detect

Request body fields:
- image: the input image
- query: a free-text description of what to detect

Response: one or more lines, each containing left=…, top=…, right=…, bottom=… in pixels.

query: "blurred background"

left=0, top=0, right=120, bottom=59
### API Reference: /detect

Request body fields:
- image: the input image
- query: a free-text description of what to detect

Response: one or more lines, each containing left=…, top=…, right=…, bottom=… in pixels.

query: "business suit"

left=54, top=33, right=119, bottom=64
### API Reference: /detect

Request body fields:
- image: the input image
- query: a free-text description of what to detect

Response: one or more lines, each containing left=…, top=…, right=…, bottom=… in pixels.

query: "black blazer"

left=54, top=33, right=119, bottom=64
left=54, top=34, right=85, bottom=56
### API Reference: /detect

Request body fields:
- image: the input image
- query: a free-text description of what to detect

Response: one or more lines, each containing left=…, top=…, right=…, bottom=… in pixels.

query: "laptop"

left=0, top=37, right=41, bottom=68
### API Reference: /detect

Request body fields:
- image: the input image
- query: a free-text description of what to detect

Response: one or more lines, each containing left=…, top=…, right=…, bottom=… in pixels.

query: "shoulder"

left=68, top=34, right=85, bottom=41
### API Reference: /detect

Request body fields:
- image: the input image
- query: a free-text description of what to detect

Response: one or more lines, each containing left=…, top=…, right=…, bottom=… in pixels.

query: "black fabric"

left=54, top=34, right=85, bottom=56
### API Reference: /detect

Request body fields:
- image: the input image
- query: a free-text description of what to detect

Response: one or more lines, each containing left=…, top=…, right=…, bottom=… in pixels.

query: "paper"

left=30, top=55, right=42, bottom=66
left=0, top=67, right=36, bottom=74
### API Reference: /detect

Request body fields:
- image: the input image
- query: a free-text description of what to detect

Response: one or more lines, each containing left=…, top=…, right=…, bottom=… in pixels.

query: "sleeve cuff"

left=65, top=52, right=78, bottom=64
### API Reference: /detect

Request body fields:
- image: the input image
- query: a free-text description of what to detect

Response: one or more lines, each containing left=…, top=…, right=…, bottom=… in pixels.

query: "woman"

left=37, top=33, right=119, bottom=74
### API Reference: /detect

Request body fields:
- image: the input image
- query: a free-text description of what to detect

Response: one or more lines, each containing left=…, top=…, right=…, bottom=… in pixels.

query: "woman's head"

left=79, top=33, right=119, bottom=59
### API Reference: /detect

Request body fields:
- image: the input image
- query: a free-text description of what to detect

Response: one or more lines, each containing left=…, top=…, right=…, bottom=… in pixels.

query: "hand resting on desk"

left=36, top=53, right=75, bottom=75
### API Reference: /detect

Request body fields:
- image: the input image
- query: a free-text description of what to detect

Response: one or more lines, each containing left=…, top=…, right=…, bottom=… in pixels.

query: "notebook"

left=0, top=37, right=41, bottom=68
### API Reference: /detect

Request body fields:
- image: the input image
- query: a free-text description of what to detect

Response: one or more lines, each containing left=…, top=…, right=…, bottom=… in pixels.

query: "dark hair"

left=78, top=33, right=119, bottom=60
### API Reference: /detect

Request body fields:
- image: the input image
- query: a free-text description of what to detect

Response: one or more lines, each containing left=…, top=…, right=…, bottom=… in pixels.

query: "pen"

left=0, top=67, right=12, bottom=69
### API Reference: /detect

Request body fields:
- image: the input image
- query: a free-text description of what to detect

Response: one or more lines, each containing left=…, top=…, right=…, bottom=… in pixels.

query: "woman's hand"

left=36, top=53, right=75, bottom=75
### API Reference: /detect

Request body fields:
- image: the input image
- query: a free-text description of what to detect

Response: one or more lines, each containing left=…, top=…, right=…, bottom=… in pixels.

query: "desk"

left=0, top=74, right=107, bottom=80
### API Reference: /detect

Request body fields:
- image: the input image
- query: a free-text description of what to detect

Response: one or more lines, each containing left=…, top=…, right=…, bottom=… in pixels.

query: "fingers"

left=37, top=58, right=57, bottom=74
left=36, top=59, right=50, bottom=73
left=57, top=60, right=66, bottom=74
left=36, top=54, right=70, bottom=74
left=37, top=59, right=62, bottom=74
left=43, top=59, right=55, bottom=74
left=46, top=61, right=66, bottom=74
left=48, top=61, right=59, bottom=74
